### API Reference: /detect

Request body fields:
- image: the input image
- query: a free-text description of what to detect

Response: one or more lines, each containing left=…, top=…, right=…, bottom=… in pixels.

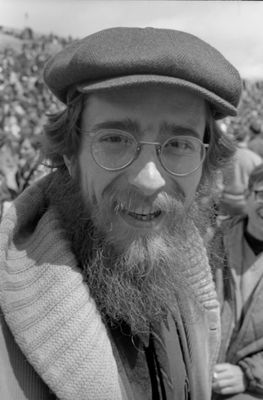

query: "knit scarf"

left=0, top=173, right=220, bottom=400
left=0, top=174, right=123, bottom=400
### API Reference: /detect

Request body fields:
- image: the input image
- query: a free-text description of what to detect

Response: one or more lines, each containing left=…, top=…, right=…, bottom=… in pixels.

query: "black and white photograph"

left=0, top=1, right=263, bottom=399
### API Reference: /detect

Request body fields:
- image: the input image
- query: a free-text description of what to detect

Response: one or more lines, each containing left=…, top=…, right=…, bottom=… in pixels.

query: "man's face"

left=247, top=182, right=263, bottom=230
left=71, top=85, right=207, bottom=247
left=60, top=86, right=211, bottom=332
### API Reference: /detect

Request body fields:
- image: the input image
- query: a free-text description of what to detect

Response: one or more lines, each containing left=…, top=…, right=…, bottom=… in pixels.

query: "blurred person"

left=219, top=126, right=262, bottom=217
left=0, top=169, right=13, bottom=219
left=4, top=113, right=21, bottom=139
left=247, top=119, right=263, bottom=159
left=0, top=27, right=242, bottom=400
left=212, top=163, right=263, bottom=399
left=0, top=140, right=19, bottom=195
left=0, top=139, right=18, bottom=217
left=16, top=136, right=46, bottom=192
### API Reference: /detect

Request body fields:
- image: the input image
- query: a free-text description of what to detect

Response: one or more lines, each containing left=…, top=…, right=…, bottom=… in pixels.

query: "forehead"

left=81, top=85, right=207, bottom=134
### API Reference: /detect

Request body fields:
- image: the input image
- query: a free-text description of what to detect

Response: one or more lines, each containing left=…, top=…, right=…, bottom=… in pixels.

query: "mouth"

left=257, top=208, right=263, bottom=219
left=127, top=210, right=162, bottom=221
left=118, top=207, right=163, bottom=227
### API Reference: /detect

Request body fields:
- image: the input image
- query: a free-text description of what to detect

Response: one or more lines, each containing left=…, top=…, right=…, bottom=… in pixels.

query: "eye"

left=172, top=140, right=190, bottom=149
left=100, top=134, right=125, bottom=143
left=98, top=132, right=132, bottom=146
left=93, top=131, right=135, bottom=158
left=165, top=137, right=196, bottom=153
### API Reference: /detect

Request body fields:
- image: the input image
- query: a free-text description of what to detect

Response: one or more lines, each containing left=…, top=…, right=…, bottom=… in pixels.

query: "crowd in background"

left=1, top=25, right=263, bottom=220
left=0, top=26, right=70, bottom=217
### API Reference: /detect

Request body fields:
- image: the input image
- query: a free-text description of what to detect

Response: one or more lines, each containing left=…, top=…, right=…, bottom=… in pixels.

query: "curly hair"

left=42, top=92, right=236, bottom=186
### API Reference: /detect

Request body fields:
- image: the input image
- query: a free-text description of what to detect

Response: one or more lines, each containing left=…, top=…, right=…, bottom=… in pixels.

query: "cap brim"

left=77, top=74, right=237, bottom=120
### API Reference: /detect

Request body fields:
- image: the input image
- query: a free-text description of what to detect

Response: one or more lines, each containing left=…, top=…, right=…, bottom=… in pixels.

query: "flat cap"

left=43, top=27, right=242, bottom=119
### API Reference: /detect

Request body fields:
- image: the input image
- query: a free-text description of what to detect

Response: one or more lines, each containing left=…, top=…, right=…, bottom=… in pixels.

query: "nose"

left=129, top=161, right=166, bottom=196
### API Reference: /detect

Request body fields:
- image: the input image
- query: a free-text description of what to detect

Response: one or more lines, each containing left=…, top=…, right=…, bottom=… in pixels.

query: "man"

left=0, top=169, right=13, bottom=220
left=0, top=27, right=242, bottom=400
left=212, top=163, right=263, bottom=399
left=219, top=125, right=262, bottom=217
left=247, top=119, right=263, bottom=159
left=16, top=136, right=46, bottom=193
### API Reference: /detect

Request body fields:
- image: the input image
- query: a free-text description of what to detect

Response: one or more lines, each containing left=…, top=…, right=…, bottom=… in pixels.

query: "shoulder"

left=240, top=147, right=262, bottom=163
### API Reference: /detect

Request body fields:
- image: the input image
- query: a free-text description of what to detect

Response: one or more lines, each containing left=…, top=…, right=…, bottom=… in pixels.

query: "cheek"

left=175, top=171, right=202, bottom=208
left=77, top=150, right=93, bottom=201
left=78, top=151, right=113, bottom=204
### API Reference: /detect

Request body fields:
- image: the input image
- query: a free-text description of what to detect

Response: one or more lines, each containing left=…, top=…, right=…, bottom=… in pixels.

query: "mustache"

left=100, top=185, right=185, bottom=215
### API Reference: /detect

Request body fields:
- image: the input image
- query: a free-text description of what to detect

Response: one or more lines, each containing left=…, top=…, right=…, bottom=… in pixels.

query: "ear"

left=63, top=155, right=75, bottom=177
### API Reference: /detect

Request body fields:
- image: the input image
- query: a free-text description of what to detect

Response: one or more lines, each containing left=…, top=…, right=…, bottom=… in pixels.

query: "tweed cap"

left=43, top=26, right=242, bottom=119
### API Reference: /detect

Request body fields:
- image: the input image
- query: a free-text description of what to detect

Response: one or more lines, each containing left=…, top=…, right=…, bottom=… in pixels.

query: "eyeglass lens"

left=92, top=130, right=205, bottom=175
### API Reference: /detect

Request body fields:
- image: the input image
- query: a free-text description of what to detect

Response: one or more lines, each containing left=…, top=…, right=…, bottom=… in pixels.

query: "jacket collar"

left=0, top=174, right=124, bottom=400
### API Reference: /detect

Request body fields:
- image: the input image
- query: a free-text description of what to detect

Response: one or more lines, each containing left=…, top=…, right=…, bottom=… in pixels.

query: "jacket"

left=213, top=217, right=263, bottom=396
left=0, top=172, right=221, bottom=400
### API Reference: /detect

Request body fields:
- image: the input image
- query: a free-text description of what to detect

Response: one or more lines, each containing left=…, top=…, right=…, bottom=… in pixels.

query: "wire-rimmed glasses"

left=82, top=129, right=209, bottom=177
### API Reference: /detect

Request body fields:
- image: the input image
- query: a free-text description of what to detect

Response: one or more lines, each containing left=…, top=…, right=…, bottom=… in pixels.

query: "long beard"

left=47, top=169, right=214, bottom=335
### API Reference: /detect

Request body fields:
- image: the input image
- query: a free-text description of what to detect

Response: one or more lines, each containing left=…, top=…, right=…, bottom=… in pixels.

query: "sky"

left=0, top=0, right=263, bottom=79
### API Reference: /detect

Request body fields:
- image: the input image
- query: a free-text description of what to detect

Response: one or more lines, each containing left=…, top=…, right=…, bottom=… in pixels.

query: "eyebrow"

left=90, top=118, right=140, bottom=134
left=160, top=122, right=202, bottom=139
left=89, top=119, right=202, bottom=139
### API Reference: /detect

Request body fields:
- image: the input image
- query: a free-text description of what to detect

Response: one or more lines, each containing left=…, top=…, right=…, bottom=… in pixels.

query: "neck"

left=247, top=219, right=263, bottom=241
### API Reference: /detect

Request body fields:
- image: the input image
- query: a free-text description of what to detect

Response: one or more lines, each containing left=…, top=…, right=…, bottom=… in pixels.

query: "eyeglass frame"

left=79, top=128, right=209, bottom=177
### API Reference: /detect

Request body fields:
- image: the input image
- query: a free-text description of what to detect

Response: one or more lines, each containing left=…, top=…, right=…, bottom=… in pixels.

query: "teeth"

left=132, top=214, right=155, bottom=221
left=127, top=210, right=161, bottom=221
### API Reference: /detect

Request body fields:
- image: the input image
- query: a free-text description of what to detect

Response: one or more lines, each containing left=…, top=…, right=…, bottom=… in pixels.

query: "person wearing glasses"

left=0, top=27, right=242, bottom=400
left=212, top=163, right=263, bottom=399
